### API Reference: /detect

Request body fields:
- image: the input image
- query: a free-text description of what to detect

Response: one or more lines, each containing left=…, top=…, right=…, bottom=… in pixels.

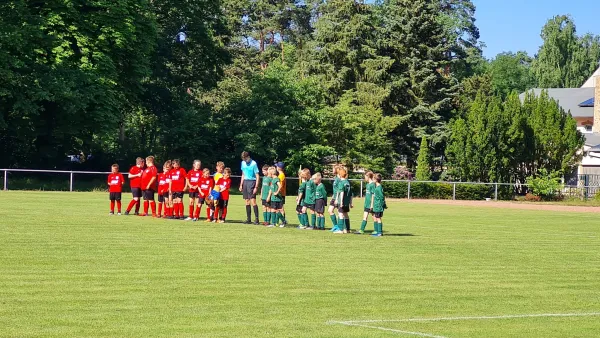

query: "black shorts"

left=315, top=199, right=326, bottom=214
left=306, top=203, right=316, bottom=211
left=338, top=206, right=350, bottom=213
left=329, top=198, right=337, bottom=207
left=262, top=199, right=269, bottom=207
left=271, top=201, right=283, bottom=210
left=242, top=180, right=257, bottom=199
left=189, top=191, right=199, bottom=199
left=143, top=190, right=155, bottom=200
left=364, top=207, right=373, bottom=213
left=295, top=205, right=304, bottom=213
left=109, top=192, right=122, bottom=201
left=171, top=191, right=184, bottom=199
left=217, top=199, right=229, bottom=208
left=158, top=194, right=165, bottom=203
left=373, top=211, right=384, bottom=218
left=131, top=187, right=142, bottom=198
left=198, top=197, right=207, bottom=205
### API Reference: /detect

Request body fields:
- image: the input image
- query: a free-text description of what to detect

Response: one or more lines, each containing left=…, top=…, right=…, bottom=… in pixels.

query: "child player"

left=296, top=169, right=308, bottom=228
left=125, top=157, right=144, bottom=215
left=107, top=164, right=125, bottom=215
left=356, top=171, right=375, bottom=234
left=215, top=167, right=232, bottom=223
left=140, top=156, right=158, bottom=217
left=169, top=159, right=187, bottom=219
left=314, top=173, right=327, bottom=230
left=198, top=168, right=215, bottom=222
left=267, top=166, right=284, bottom=227
left=185, top=160, right=202, bottom=221
left=275, top=162, right=287, bottom=226
left=303, top=170, right=317, bottom=230
left=371, top=173, right=387, bottom=237
left=157, top=161, right=171, bottom=218
left=333, top=167, right=352, bottom=234
left=260, top=165, right=272, bottom=225
left=328, top=165, right=340, bottom=231
left=214, top=161, right=225, bottom=183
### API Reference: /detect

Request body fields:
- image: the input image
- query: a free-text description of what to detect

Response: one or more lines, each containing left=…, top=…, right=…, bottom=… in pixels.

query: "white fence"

left=1, top=168, right=599, bottom=201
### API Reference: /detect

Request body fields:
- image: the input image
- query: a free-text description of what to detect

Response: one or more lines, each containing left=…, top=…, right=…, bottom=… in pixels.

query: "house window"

left=585, top=125, right=593, bottom=132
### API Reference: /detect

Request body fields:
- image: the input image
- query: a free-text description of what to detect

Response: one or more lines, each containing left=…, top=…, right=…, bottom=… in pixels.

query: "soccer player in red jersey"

left=157, top=161, right=171, bottom=218
left=185, top=160, right=202, bottom=221
left=215, top=167, right=232, bottom=223
left=140, top=156, right=158, bottom=217
left=169, top=159, right=187, bottom=219
left=197, top=168, right=215, bottom=222
left=107, top=164, right=125, bottom=215
left=125, top=157, right=145, bottom=215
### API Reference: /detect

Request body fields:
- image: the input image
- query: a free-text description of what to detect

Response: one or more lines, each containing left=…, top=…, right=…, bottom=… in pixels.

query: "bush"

left=525, top=193, right=541, bottom=202
left=525, top=169, right=563, bottom=201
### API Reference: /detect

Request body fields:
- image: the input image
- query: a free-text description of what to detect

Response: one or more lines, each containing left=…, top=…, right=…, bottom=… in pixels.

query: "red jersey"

left=129, top=166, right=143, bottom=188
left=198, top=176, right=214, bottom=197
left=158, top=172, right=170, bottom=194
left=169, top=168, right=187, bottom=192
left=108, top=173, right=125, bottom=193
left=141, top=165, right=158, bottom=191
left=216, top=177, right=231, bottom=200
left=186, top=169, right=203, bottom=192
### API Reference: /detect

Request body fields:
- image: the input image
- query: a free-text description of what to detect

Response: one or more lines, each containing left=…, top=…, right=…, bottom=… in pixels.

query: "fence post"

left=360, top=180, right=363, bottom=198
left=494, top=183, right=498, bottom=201
left=70, top=172, right=74, bottom=192
left=452, top=183, right=456, bottom=200
left=3, top=170, right=7, bottom=191
left=407, top=181, right=411, bottom=200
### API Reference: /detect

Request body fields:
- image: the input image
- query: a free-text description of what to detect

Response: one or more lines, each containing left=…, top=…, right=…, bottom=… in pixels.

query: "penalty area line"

left=328, top=312, right=600, bottom=337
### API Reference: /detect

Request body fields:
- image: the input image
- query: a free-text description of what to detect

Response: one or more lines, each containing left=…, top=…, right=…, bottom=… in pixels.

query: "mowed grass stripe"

left=0, top=191, right=599, bottom=337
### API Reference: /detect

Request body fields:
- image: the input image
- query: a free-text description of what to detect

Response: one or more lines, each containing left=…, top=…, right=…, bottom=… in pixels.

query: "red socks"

left=158, top=203, right=163, bottom=216
left=222, top=207, right=228, bottom=220
left=144, top=201, right=149, bottom=214
left=150, top=201, right=156, bottom=215
left=214, top=207, right=220, bottom=220
left=206, top=207, right=212, bottom=220
left=110, top=201, right=115, bottom=212
left=135, top=200, right=140, bottom=214
left=195, top=205, right=201, bottom=219
left=189, top=205, right=194, bottom=218
left=117, top=201, right=121, bottom=213
left=126, top=199, right=137, bottom=212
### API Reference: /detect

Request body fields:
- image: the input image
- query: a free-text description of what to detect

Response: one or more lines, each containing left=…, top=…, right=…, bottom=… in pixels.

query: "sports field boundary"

left=328, top=312, right=600, bottom=337
left=401, top=199, right=600, bottom=213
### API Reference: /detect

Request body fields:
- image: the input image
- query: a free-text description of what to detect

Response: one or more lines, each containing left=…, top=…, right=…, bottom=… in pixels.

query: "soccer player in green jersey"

left=303, top=172, right=317, bottom=229
left=356, top=171, right=375, bottom=234
left=260, top=165, right=272, bottom=225
left=328, top=166, right=341, bottom=231
left=371, top=173, right=387, bottom=237
left=313, top=173, right=327, bottom=230
left=296, top=169, right=308, bottom=228
left=267, top=166, right=285, bottom=227
left=333, top=167, right=352, bottom=234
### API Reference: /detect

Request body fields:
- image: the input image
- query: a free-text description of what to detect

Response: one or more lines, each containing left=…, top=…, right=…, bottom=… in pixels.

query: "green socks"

left=278, top=212, right=285, bottom=224
left=301, top=213, right=308, bottom=226
left=264, top=212, right=268, bottom=223
left=360, top=220, right=367, bottom=231
left=271, top=212, right=277, bottom=224
left=373, top=222, right=383, bottom=234
left=297, top=213, right=303, bottom=225
left=336, top=218, right=345, bottom=231
left=330, top=214, right=337, bottom=227
left=319, top=216, right=325, bottom=229
left=311, top=214, right=317, bottom=227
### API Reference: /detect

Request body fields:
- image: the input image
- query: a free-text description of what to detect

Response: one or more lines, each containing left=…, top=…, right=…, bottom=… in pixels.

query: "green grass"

left=1, top=192, right=599, bottom=337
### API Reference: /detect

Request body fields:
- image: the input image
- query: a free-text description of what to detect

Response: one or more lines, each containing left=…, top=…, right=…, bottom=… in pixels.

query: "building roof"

left=585, top=133, right=600, bottom=147
left=519, top=88, right=595, bottom=117
left=581, top=65, right=600, bottom=88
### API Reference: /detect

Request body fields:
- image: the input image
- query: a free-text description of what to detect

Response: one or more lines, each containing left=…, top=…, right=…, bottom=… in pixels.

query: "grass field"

left=1, top=191, right=599, bottom=337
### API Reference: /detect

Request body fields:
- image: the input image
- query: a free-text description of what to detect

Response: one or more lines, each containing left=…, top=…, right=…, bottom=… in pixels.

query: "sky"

left=473, top=0, right=600, bottom=59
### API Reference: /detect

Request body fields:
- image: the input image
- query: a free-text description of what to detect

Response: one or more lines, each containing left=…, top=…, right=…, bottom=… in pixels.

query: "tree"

left=415, top=136, right=432, bottom=181
left=532, top=15, right=600, bottom=88
left=488, top=51, right=535, bottom=98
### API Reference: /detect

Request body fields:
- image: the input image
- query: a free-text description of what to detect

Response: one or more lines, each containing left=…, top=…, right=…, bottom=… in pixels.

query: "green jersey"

left=373, top=184, right=386, bottom=212
left=364, top=182, right=375, bottom=209
left=304, top=179, right=316, bottom=205
left=336, top=178, right=352, bottom=207
left=270, top=177, right=282, bottom=202
left=315, top=183, right=327, bottom=200
left=332, top=176, right=340, bottom=196
left=261, top=176, right=272, bottom=200
left=297, top=181, right=307, bottom=205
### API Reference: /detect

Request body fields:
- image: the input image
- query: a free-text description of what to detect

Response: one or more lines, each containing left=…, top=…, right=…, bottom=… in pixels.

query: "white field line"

left=329, top=312, right=600, bottom=337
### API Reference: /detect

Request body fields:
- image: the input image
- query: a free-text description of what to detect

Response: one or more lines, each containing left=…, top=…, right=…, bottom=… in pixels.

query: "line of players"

left=107, top=156, right=231, bottom=222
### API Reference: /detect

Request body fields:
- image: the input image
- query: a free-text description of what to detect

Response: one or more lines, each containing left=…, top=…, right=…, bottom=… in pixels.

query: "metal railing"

left=2, top=168, right=600, bottom=201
